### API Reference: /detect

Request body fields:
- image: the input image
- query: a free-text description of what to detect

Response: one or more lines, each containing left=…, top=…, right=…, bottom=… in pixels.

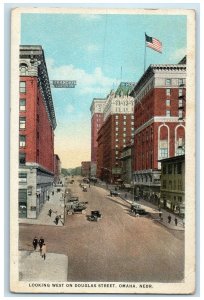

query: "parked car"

left=66, top=202, right=87, bottom=215
left=131, top=203, right=148, bottom=216
left=110, top=190, right=120, bottom=196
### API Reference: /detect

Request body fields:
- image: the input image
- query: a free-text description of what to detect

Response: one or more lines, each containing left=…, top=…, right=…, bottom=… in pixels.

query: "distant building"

left=90, top=98, right=106, bottom=164
left=120, top=144, right=133, bottom=185
left=97, top=82, right=135, bottom=183
left=54, top=154, right=61, bottom=183
left=19, top=45, right=57, bottom=218
left=130, top=59, right=186, bottom=204
left=159, top=155, right=185, bottom=218
left=81, top=161, right=91, bottom=177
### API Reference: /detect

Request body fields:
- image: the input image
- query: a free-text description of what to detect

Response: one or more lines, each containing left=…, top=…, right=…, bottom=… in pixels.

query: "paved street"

left=19, top=176, right=184, bottom=282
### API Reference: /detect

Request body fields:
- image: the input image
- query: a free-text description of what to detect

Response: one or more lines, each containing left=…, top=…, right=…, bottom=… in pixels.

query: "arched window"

left=19, top=63, right=28, bottom=76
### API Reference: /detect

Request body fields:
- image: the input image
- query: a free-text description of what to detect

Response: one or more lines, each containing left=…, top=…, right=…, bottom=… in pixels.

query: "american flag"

left=145, top=33, right=162, bottom=53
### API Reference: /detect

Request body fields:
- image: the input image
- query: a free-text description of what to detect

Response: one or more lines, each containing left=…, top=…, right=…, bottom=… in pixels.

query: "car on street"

left=130, top=203, right=148, bottom=216
left=110, top=190, right=120, bottom=196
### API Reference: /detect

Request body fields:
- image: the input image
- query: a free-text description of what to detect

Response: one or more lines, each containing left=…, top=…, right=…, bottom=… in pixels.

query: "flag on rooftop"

left=145, top=33, right=162, bottom=53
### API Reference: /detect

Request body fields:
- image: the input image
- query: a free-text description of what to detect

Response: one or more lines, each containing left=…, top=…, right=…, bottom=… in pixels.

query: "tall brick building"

left=130, top=59, right=186, bottom=204
left=97, top=82, right=135, bottom=183
left=19, top=45, right=57, bottom=218
left=90, top=98, right=106, bottom=176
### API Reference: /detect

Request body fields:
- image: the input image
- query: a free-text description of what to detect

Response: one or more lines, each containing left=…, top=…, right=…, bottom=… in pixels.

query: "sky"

left=21, top=12, right=187, bottom=169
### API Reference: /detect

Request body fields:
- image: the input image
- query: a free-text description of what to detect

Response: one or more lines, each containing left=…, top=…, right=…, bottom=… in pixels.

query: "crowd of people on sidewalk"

left=32, top=236, right=47, bottom=260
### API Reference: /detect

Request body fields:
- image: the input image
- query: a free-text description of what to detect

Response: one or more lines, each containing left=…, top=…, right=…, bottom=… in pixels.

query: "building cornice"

left=20, top=45, right=57, bottom=130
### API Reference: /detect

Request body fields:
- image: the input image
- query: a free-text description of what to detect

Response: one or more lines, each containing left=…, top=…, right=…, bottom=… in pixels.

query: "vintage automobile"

left=87, top=210, right=102, bottom=221
left=130, top=203, right=148, bottom=216
left=66, top=202, right=87, bottom=215
left=83, top=186, right=87, bottom=192
left=110, top=190, right=120, bottom=196
left=67, top=196, right=79, bottom=202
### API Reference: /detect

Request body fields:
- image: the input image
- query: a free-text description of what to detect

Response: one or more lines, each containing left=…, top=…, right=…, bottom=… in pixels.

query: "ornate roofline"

left=130, top=63, right=186, bottom=97
left=20, top=45, right=57, bottom=130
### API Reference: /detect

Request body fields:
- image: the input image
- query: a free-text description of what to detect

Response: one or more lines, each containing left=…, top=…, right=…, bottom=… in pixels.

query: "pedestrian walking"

left=39, top=237, right=44, bottom=254
left=48, top=209, right=52, bottom=217
left=159, top=212, right=162, bottom=219
left=174, top=217, right=178, bottom=226
left=47, top=195, right=50, bottom=201
left=55, top=215, right=59, bottom=225
left=168, top=215, right=172, bottom=224
left=110, top=191, right=112, bottom=197
left=32, top=237, right=38, bottom=251
left=41, top=243, right=47, bottom=260
left=52, top=191, right=54, bottom=196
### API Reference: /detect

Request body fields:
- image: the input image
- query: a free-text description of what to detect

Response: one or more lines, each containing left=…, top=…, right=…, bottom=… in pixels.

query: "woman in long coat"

left=41, top=243, right=47, bottom=260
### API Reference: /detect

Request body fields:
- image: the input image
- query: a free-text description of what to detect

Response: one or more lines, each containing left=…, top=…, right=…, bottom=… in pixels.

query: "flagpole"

left=144, top=33, right=147, bottom=73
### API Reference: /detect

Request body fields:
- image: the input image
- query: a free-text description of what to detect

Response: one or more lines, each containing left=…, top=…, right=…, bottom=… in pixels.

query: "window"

left=178, top=110, right=183, bottom=119
left=123, top=115, right=127, bottom=120
left=165, top=79, right=171, bottom=86
left=19, top=152, right=26, bottom=165
left=115, top=121, right=118, bottom=126
left=123, top=139, right=126, bottom=143
left=123, top=127, right=126, bottom=131
left=179, top=89, right=183, bottom=97
left=19, top=99, right=26, bottom=111
left=123, top=121, right=126, bottom=125
left=168, top=164, right=172, bottom=174
left=131, top=115, right=134, bottom=120
left=131, top=121, right=134, bottom=125
left=166, top=88, right=171, bottom=96
left=19, top=117, right=26, bottom=129
left=177, top=163, right=182, bottom=174
left=166, top=110, right=171, bottom=117
left=131, top=127, right=134, bottom=131
left=19, top=135, right=26, bottom=147
left=123, top=144, right=126, bottom=148
left=115, top=115, right=118, bottom=119
left=19, top=173, right=27, bottom=184
left=123, top=133, right=126, bottom=137
left=179, top=99, right=183, bottom=108
left=160, top=148, right=168, bottom=159
left=163, top=180, right=166, bottom=189
left=115, top=133, right=119, bottom=137
left=115, top=151, right=118, bottom=155
left=19, top=81, right=26, bottom=93
left=115, top=127, right=118, bottom=132
left=115, top=138, right=119, bottom=142
left=166, top=99, right=170, bottom=106
left=179, top=78, right=185, bottom=86
left=115, top=145, right=119, bottom=148
left=131, top=132, right=134, bottom=137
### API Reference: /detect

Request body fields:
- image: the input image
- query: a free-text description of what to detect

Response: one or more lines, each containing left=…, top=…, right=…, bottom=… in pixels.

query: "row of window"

left=165, top=78, right=185, bottom=86
left=115, top=115, right=134, bottom=120
left=115, top=127, right=134, bottom=132
left=162, top=179, right=183, bottom=190
left=162, top=162, right=182, bottom=175
left=115, top=121, right=134, bottom=126
left=115, top=132, right=134, bottom=138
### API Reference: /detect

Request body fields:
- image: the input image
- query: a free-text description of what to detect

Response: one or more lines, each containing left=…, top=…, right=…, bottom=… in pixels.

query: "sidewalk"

left=95, top=181, right=184, bottom=231
left=119, top=190, right=184, bottom=231
left=19, top=186, right=66, bottom=227
left=19, top=250, right=68, bottom=281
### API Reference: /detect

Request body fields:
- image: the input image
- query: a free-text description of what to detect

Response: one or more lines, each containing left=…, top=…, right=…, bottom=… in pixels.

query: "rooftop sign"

left=50, top=80, right=77, bottom=88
